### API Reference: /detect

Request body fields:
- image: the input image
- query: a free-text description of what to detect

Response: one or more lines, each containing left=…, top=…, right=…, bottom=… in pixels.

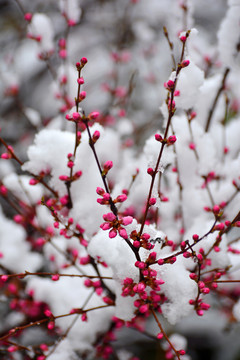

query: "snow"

left=0, top=206, right=42, bottom=273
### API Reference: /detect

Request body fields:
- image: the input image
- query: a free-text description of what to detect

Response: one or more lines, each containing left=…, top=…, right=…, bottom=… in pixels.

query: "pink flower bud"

left=72, top=112, right=81, bottom=121
left=44, top=309, right=52, bottom=317
left=79, top=91, right=86, bottom=100
left=202, top=287, right=210, bottom=294
left=37, top=355, right=46, bottom=360
left=96, top=187, right=105, bottom=195
left=67, top=160, right=74, bottom=168
left=81, top=57, right=88, bottom=65
left=77, top=77, right=84, bottom=85
left=133, top=240, right=140, bottom=248
left=100, top=222, right=111, bottom=230
left=80, top=256, right=90, bottom=265
left=47, top=321, right=55, bottom=330
left=0, top=185, right=7, bottom=195
left=197, top=309, right=204, bottom=316
left=14, top=214, right=24, bottom=224
left=215, top=223, right=225, bottom=231
left=192, top=234, right=199, bottom=241
left=81, top=313, right=88, bottom=321
left=213, top=205, right=220, bottom=214
left=59, top=49, right=67, bottom=59
left=1, top=153, right=10, bottom=159
left=116, top=194, right=127, bottom=203
left=109, top=229, right=117, bottom=238
left=84, top=279, right=92, bottom=287
left=189, top=273, right=197, bottom=280
left=92, top=130, right=100, bottom=142
left=147, top=167, right=154, bottom=176
left=24, top=13, right=32, bottom=22
left=103, top=160, right=113, bottom=171
left=197, top=254, right=203, bottom=261
left=51, top=274, right=60, bottom=281
left=29, top=178, right=38, bottom=185
left=119, top=228, right=128, bottom=239
left=75, top=171, right=82, bottom=178
left=157, top=332, right=164, bottom=339
left=149, top=197, right=156, bottom=206
left=103, top=212, right=116, bottom=222
left=166, top=80, right=175, bottom=89
left=89, top=111, right=100, bottom=120
left=8, top=346, right=18, bottom=353
left=179, top=350, right=186, bottom=356
left=59, top=175, right=69, bottom=181
left=139, top=304, right=148, bottom=314
left=1, top=275, right=8, bottom=282
left=155, top=134, right=163, bottom=142
left=167, top=135, right=177, bottom=144
left=200, top=302, right=210, bottom=310
left=103, top=193, right=110, bottom=201
left=169, top=256, right=176, bottom=264
left=189, top=142, right=196, bottom=150
left=135, top=261, right=146, bottom=269
left=198, top=281, right=205, bottom=289
left=181, top=59, right=190, bottom=67
left=149, top=252, right=157, bottom=261
left=180, top=35, right=187, bottom=42
left=158, top=259, right=164, bottom=265
left=35, top=237, right=45, bottom=246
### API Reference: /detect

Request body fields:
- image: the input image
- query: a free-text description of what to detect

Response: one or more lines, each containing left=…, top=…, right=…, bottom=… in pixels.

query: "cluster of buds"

left=100, top=212, right=133, bottom=239
left=130, top=231, right=152, bottom=250
left=155, top=133, right=177, bottom=145
left=59, top=170, right=82, bottom=183
left=96, top=187, right=127, bottom=206
left=83, top=278, right=103, bottom=296
left=1, top=145, right=14, bottom=160
left=189, top=297, right=211, bottom=317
